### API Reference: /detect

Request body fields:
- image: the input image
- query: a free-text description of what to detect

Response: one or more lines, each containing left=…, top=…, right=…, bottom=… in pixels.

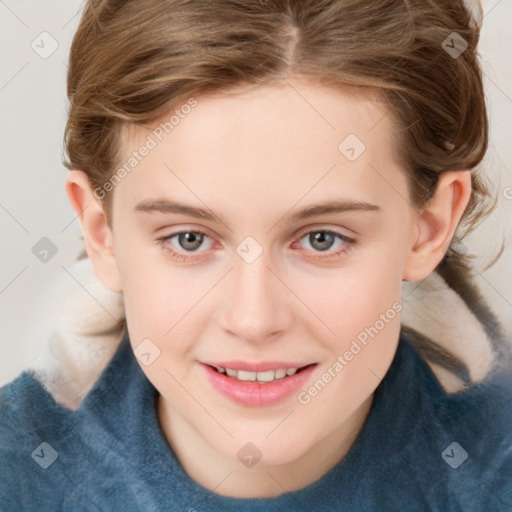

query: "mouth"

left=201, top=361, right=318, bottom=407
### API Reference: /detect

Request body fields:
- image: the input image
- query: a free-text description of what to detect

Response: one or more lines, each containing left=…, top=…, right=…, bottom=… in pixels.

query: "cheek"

left=119, top=262, right=205, bottom=396
left=122, top=269, right=201, bottom=342
left=113, top=237, right=184, bottom=337
left=290, top=257, right=403, bottom=346
left=293, top=261, right=403, bottom=421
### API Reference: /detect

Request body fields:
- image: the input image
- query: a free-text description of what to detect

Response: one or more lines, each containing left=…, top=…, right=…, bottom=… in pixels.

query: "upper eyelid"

left=160, top=221, right=355, bottom=236
left=294, top=225, right=355, bottom=240
left=161, top=225, right=353, bottom=239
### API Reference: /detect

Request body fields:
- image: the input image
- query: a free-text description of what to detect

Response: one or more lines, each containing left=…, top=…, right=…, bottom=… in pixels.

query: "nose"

left=217, top=252, right=293, bottom=344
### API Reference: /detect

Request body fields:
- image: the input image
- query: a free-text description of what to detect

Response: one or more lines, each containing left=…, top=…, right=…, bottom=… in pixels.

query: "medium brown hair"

left=63, top=0, right=509, bottom=382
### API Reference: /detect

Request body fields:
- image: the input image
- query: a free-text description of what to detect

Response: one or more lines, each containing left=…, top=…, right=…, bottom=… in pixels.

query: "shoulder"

left=0, top=367, right=75, bottom=435
left=0, top=371, right=72, bottom=510
left=0, top=332, right=153, bottom=511
left=0, top=370, right=60, bottom=446
left=400, top=336, right=512, bottom=509
left=442, top=369, right=512, bottom=509
left=440, top=364, right=512, bottom=462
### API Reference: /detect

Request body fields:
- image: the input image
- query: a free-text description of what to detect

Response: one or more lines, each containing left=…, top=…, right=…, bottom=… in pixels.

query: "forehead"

left=126, top=80, right=395, bottom=155
left=115, top=80, right=405, bottom=215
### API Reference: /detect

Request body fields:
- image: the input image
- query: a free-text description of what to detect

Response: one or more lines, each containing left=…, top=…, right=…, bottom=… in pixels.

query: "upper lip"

left=202, top=360, right=315, bottom=372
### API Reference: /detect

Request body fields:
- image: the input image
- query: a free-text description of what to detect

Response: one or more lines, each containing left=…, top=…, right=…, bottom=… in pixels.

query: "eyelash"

left=157, top=228, right=356, bottom=263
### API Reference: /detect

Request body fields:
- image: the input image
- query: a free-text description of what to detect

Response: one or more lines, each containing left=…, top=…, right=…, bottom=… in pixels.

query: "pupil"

left=311, top=232, right=334, bottom=251
left=179, top=232, right=203, bottom=251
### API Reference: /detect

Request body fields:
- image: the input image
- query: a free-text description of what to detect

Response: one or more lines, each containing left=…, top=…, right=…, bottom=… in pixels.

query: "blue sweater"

left=1, top=331, right=511, bottom=511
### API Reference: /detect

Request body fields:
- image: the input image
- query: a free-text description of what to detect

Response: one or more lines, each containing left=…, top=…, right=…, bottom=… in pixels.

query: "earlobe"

left=403, top=170, right=472, bottom=282
left=65, top=170, right=123, bottom=293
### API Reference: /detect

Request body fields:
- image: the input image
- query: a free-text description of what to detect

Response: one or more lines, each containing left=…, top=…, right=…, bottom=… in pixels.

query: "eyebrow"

left=134, top=198, right=381, bottom=225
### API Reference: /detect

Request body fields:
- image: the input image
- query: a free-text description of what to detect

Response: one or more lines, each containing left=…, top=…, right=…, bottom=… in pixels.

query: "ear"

left=403, top=170, right=472, bottom=282
left=65, top=170, right=123, bottom=293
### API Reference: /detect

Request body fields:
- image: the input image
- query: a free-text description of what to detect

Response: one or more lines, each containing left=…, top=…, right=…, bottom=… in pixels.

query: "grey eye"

left=307, top=232, right=336, bottom=251
left=176, top=232, right=205, bottom=251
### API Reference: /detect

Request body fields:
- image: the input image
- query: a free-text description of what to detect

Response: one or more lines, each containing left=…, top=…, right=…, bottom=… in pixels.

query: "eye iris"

left=310, top=232, right=335, bottom=251
left=178, top=232, right=203, bottom=251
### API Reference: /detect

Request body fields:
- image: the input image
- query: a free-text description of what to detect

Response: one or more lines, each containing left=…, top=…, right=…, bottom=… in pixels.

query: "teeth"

left=275, top=369, right=287, bottom=379
left=214, top=365, right=303, bottom=382
left=237, top=370, right=257, bottom=381
left=256, top=370, right=275, bottom=382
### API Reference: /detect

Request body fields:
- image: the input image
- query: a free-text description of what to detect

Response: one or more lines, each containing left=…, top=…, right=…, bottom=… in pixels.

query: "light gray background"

left=1, top=0, right=511, bottom=385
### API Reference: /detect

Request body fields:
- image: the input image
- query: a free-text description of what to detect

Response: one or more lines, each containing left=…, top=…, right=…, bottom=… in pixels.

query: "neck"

left=157, top=393, right=374, bottom=498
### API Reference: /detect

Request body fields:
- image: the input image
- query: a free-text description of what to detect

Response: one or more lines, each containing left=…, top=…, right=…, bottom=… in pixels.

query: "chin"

left=222, top=433, right=311, bottom=467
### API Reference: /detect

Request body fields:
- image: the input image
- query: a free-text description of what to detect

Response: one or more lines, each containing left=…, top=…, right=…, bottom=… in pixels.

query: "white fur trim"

left=33, top=258, right=125, bottom=410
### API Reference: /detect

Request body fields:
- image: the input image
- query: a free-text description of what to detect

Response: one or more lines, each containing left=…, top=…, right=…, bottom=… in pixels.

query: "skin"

left=66, top=79, right=472, bottom=498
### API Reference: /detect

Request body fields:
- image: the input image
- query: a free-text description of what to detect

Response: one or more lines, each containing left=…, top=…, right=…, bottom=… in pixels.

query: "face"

left=108, top=80, right=416, bottom=467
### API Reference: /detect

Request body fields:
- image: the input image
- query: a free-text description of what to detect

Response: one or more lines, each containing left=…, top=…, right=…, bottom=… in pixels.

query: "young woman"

left=1, top=0, right=511, bottom=510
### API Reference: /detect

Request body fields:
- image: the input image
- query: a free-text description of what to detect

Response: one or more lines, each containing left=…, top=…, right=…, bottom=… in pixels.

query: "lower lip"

left=201, top=363, right=317, bottom=407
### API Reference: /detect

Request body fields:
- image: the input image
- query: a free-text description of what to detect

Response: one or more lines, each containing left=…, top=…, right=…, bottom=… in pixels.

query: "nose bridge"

left=220, top=246, right=290, bottom=342
left=233, top=254, right=271, bottom=307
